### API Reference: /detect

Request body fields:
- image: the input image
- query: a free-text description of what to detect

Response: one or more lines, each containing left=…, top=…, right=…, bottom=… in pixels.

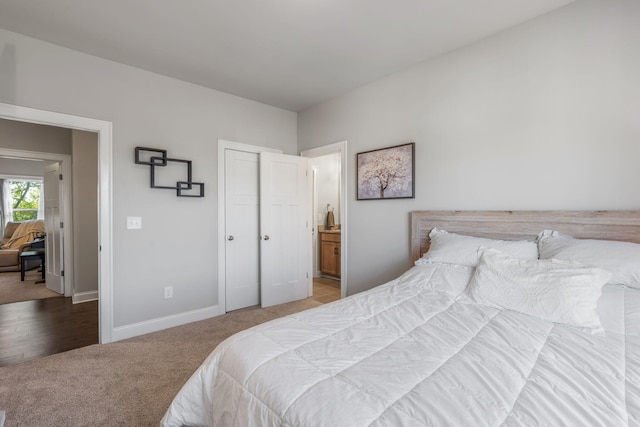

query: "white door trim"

left=217, top=139, right=281, bottom=313
left=301, top=140, right=348, bottom=298
left=0, top=102, right=114, bottom=344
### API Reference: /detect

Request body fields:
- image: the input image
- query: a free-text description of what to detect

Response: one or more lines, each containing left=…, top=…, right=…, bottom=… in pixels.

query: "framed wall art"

left=357, top=142, right=415, bottom=200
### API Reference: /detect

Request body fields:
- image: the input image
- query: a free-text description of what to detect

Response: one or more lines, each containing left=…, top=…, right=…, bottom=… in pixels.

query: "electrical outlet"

left=164, top=286, right=173, bottom=299
left=127, top=216, right=142, bottom=229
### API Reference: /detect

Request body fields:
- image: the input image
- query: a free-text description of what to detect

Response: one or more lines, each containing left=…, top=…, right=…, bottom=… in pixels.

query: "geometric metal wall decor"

left=149, top=156, right=192, bottom=189
left=134, top=146, right=205, bottom=197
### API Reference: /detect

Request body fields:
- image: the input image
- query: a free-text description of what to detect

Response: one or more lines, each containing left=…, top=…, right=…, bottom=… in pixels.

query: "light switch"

left=127, top=216, right=142, bottom=229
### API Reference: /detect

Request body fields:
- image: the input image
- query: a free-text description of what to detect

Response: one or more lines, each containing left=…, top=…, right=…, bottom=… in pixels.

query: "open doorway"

left=0, top=120, right=101, bottom=365
left=0, top=104, right=112, bottom=362
left=301, top=141, right=348, bottom=299
left=0, top=102, right=113, bottom=355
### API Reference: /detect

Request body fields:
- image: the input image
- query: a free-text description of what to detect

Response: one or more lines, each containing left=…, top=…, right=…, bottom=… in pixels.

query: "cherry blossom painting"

left=357, top=142, right=415, bottom=200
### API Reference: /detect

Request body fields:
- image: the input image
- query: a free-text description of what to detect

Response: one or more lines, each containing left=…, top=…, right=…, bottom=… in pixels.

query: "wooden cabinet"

left=319, top=232, right=341, bottom=278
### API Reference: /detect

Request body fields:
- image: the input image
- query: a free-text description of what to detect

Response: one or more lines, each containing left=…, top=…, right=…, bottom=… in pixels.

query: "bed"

left=162, top=210, right=640, bottom=426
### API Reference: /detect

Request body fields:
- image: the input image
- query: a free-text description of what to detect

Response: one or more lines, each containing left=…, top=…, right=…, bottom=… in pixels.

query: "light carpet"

left=0, top=298, right=323, bottom=426
left=0, top=271, right=59, bottom=305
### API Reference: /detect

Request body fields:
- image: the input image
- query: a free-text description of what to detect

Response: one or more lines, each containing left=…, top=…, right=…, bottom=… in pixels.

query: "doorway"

left=0, top=102, right=113, bottom=344
left=0, top=134, right=100, bottom=365
left=301, top=141, right=348, bottom=299
left=0, top=133, right=98, bottom=299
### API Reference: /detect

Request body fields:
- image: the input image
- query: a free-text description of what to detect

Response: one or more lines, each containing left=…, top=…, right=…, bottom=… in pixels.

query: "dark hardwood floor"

left=0, top=297, right=98, bottom=367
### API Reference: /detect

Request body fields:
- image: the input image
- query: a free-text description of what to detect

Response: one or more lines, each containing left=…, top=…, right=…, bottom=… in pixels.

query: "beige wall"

left=0, top=118, right=67, bottom=177
left=0, top=118, right=71, bottom=154
left=72, top=130, right=98, bottom=296
left=298, top=0, right=640, bottom=295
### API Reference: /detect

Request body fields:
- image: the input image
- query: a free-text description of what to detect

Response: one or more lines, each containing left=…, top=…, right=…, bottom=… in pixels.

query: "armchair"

left=0, top=220, right=45, bottom=272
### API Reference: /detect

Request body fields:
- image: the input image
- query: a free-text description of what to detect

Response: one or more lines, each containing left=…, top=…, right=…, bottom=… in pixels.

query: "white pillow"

left=415, top=227, right=538, bottom=267
left=538, top=230, right=640, bottom=289
left=463, top=249, right=611, bottom=329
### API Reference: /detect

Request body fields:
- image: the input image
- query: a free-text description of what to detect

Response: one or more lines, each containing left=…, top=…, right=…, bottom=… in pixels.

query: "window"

left=1, top=179, right=44, bottom=224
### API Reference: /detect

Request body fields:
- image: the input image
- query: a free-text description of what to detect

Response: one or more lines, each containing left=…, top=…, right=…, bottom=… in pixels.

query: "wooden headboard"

left=411, top=210, right=640, bottom=263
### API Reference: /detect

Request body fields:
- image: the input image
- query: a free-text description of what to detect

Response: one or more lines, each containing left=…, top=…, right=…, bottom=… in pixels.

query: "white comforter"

left=162, top=264, right=640, bottom=426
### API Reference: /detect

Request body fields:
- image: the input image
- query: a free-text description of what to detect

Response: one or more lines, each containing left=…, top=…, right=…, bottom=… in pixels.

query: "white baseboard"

left=111, top=305, right=224, bottom=342
left=72, top=290, right=98, bottom=304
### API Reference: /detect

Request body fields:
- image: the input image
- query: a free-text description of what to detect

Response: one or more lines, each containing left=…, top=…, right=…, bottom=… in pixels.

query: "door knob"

left=262, top=235, right=270, bottom=241
left=227, top=235, right=234, bottom=241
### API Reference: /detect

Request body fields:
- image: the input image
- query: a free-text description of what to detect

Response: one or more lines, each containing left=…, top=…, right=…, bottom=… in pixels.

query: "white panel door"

left=260, top=152, right=310, bottom=308
left=43, top=162, right=64, bottom=294
left=224, top=150, right=260, bottom=311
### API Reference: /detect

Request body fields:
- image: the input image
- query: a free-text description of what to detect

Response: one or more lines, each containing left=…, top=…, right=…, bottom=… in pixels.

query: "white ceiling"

left=0, top=0, right=575, bottom=112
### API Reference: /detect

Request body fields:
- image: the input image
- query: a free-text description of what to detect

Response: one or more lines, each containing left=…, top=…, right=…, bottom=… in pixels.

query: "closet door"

left=224, top=150, right=260, bottom=311
left=259, top=152, right=310, bottom=308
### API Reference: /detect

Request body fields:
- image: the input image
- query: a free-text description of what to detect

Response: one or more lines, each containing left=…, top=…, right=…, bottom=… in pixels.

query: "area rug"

left=0, top=271, right=60, bottom=305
